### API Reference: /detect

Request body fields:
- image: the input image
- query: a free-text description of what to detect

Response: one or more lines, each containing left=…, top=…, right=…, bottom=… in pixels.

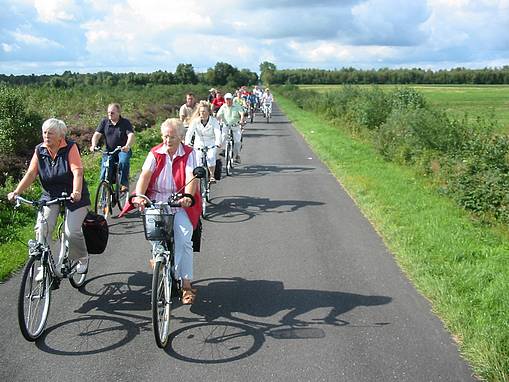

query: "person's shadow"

left=190, top=277, right=392, bottom=328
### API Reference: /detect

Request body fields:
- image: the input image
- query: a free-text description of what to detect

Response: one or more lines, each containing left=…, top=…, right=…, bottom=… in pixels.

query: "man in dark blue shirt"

left=90, top=103, right=135, bottom=191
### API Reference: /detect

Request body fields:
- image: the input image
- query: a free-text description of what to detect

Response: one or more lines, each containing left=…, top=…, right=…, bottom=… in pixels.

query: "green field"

left=299, top=84, right=509, bottom=132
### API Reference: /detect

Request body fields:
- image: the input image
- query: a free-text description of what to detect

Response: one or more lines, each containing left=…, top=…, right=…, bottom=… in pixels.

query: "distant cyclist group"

left=7, top=85, right=274, bottom=344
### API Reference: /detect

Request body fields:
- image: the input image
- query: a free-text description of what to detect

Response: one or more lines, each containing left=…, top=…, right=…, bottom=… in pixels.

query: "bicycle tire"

left=152, top=260, right=171, bottom=348
left=94, top=181, right=111, bottom=219
left=200, top=177, right=207, bottom=218
left=225, top=141, right=233, bottom=176
left=18, top=256, right=51, bottom=341
left=116, top=167, right=128, bottom=210
left=69, top=261, right=87, bottom=288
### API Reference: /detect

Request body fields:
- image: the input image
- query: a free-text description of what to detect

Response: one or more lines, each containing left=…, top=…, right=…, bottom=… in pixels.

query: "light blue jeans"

left=100, top=150, right=131, bottom=186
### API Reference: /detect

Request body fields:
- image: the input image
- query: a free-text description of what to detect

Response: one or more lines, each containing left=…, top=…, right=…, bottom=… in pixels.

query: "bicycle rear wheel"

left=152, top=260, right=171, bottom=348
left=18, top=256, right=51, bottom=341
left=95, top=181, right=111, bottom=219
left=116, top=168, right=128, bottom=210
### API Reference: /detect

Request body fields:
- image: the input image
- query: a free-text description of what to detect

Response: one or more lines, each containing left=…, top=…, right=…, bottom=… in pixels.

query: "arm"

left=122, top=132, right=135, bottom=152
left=135, top=168, right=152, bottom=196
left=90, top=131, right=103, bottom=151
left=8, top=152, right=38, bottom=201
left=184, top=122, right=195, bottom=146
left=71, top=167, right=84, bottom=202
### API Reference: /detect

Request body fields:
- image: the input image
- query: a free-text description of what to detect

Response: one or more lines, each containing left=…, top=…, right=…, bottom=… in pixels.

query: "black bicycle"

left=14, top=194, right=88, bottom=341
left=93, top=146, right=128, bottom=219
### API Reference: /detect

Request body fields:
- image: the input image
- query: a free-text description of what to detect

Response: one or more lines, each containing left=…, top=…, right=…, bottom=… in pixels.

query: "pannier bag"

left=82, top=211, right=109, bottom=254
left=192, top=218, right=202, bottom=252
left=214, top=159, right=222, bottom=180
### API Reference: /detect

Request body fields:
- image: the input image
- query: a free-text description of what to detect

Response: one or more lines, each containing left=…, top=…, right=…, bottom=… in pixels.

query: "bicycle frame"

left=94, top=146, right=126, bottom=217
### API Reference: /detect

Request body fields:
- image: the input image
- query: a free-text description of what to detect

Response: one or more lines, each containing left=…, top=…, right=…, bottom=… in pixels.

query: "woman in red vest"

left=134, top=118, right=201, bottom=304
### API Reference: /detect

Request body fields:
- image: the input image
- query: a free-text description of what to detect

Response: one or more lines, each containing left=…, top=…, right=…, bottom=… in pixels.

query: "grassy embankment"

left=299, top=84, right=509, bottom=133
left=275, top=93, right=508, bottom=382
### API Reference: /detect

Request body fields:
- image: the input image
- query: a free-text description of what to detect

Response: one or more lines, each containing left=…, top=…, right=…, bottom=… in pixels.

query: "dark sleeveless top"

left=36, top=140, right=91, bottom=211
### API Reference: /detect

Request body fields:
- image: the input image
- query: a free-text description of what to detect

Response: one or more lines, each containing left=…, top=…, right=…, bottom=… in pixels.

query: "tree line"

left=0, top=62, right=259, bottom=88
left=259, top=64, right=509, bottom=85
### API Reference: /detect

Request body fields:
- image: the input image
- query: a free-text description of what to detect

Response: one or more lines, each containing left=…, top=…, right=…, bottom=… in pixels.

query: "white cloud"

left=11, top=30, right=64, bottom=48
left=34, top=0, right=77, bottom=23
left=1, top=42, right=19, bottom=52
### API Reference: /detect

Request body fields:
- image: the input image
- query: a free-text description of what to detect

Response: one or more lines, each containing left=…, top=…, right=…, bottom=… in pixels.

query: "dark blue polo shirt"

left=96, top=116, right=134, bottom=151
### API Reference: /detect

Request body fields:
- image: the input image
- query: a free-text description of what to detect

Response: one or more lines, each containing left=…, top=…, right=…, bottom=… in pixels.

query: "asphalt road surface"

left=0, top=105, right=476, bottom=381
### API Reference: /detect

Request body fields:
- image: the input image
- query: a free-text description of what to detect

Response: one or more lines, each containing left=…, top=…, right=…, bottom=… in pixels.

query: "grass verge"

left=276, top=94, right=509, bottom=382
left=0, top=126, right=160, bottom=281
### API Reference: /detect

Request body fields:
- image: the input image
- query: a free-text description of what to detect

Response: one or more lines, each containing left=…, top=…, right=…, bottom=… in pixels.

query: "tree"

left=174, top=64, right=197, bottom=84
left=259, top=61, right=276, bottom=85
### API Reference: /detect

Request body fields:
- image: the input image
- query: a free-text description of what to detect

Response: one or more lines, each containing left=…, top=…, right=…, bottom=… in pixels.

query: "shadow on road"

left=165, top=277, right=392, bottom=363
left=204, top=195, right=324, bottom=223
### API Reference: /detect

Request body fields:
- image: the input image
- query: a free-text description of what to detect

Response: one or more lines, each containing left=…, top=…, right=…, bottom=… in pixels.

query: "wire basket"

left=142, top=207, right=174, bottom=241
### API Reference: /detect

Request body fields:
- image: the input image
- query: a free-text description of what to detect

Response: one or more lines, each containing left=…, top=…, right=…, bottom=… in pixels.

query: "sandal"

left=181, top=288, right=197, bottom=305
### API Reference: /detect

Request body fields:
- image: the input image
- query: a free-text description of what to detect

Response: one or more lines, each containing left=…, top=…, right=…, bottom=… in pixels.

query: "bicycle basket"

left=142, top=208, right=174, bottom=241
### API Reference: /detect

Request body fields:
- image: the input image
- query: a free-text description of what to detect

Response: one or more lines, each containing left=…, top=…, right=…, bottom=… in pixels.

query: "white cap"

left=224, top=92, right=233, bottom=99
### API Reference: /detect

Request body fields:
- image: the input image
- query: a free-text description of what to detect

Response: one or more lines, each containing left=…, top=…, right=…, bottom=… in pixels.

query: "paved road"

left=0, top=105, right=475, bottom=381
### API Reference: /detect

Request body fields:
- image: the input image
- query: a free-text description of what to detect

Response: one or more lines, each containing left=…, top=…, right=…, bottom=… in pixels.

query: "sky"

left=0, top=0, right=508, bottom=75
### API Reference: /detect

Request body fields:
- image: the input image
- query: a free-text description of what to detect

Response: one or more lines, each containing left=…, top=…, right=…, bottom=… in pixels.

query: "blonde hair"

left=42, top=118, right=67, bottom=137
left=190, top=100, right=210, bottom=123
left=160, top=118, right=185, bottom=138
left=108, top=103, right=121, bottom=112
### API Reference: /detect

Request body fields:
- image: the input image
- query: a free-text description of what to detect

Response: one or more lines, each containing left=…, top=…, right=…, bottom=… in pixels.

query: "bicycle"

left=92, top=146, right=129, bottom=219
left=222, top=124, right=237, bottom=176
left=129, top=167, right=204, bottom=348
left=262, top=102, right=272, bottom=123
left=195, top=145, right=216, bottom=218
left=14, top=193, right=88, bottom=341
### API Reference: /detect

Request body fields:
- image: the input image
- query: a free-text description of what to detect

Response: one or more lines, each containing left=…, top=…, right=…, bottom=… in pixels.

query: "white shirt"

left=185, top=116, right=222, bottom=147
left=142, top=143, right=197, bottom=207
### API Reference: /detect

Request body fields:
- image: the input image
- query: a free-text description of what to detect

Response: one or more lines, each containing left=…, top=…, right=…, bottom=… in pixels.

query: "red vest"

left=147, top=143, right=201, bottom=229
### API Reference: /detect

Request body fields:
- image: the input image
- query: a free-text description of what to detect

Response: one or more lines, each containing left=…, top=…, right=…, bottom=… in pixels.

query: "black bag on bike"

left=82, top=211, right=109, bottom=254
left=214, top=159, right=222, bottom=180
left=192, top=219, right=202, bottom=252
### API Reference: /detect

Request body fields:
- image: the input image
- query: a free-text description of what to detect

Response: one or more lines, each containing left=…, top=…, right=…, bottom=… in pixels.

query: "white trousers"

left=195, top=146, right=218, bottom=167
left=35, top=204, right=89, bottom=261
left=222, top=126, right=242, bottom=157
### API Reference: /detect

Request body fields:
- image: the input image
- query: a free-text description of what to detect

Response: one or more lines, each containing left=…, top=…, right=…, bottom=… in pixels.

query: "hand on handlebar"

left=7, top=191, right=18, bottom=202
left=180, top=196, right=193, bottom=208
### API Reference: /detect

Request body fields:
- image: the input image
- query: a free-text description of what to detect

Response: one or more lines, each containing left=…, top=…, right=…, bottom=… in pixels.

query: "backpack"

left=82, top=211, right=109, bottom=254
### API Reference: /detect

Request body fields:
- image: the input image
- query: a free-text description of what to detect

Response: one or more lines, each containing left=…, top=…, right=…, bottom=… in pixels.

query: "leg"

left=65, top=206, right=89, bottom=261
left=99, top=154, right=109, bottom=181
left=35, top=204, right=59, bottom=247
left=172, top=210, right=194, bottom=301
left=118, top=150, right=132, bottom=187
left=232, top=128, right=242, bottom=158
left=207, top=147, right=217, bottom=181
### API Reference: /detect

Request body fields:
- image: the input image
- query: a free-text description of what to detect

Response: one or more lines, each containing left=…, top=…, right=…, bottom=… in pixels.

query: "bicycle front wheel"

left=95, top=181, right=111, bottom=219
left=69, top=259, right=87, bottom=288
left=18, top=256, right=51, bottom=341
left=152, top=260, right=171, bottom=348
left=225, top=142, right=233, bottom=176
left=200, top=178, right=208, bottom=218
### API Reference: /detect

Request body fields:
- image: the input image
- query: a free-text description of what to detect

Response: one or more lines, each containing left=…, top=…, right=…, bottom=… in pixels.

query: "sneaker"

left=77, top=257, right=89, bottom=274
left=209, top=177, right=216, bottom=184
left=120, top=185, right=129, bottom=193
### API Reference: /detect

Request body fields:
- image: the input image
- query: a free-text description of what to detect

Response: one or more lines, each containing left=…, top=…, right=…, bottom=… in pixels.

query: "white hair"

left=42, top=118, right=67, bottom=137
left=160, top=118, right=185, bottom=138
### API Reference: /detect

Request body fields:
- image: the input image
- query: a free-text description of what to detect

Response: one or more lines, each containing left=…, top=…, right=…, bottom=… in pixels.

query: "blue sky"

left=1, top=0, right=508, bottom=75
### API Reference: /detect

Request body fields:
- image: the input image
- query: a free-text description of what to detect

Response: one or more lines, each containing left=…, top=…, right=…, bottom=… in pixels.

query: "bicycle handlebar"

left=15, top=193, right=73, bottom=208
left=92, top=146, right=122, bottom=155
left=128, top=193, right=195, bottom=208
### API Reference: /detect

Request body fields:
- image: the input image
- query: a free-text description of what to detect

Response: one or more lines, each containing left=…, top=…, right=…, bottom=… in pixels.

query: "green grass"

left=0, top=126, right=161, bottom=281
left=299, top=84, right=509, bottom=133
left=276, top=93, right=509, bottom=382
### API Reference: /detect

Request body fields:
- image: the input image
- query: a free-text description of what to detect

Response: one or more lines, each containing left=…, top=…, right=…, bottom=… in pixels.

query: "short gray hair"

left=42, top=118, right=67, bottom=137
left=160, top=118, right=185, bottom=138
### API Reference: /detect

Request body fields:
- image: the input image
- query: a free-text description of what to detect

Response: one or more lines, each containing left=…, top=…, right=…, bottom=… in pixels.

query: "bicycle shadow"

left=35, top=271, right=152, bottom=355
left=203, top=195, right=324, bottom=223
left=232, top=164, right=315, bottom=178
left=165, top=277, right=392, bottom=363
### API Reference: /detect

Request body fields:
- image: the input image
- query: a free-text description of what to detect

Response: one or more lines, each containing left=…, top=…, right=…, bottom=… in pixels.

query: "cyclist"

left=8, top=118, right=91, bottom=274
left=207, top=88, right=217, bottom=104
left=179, top=92, right=197, bottom=129
left=185, top=102, right=222, bottom=183
left=90, top=103, right=135, bottom=193
left=253, top=85, right=263, bottom=108
left=261, top=88, right=274, bottom=117
left=133, top=118, right=201, bottom=304
left=210, top=90, right=225, bottom=115
left=216, top=92, right=245, bottom=163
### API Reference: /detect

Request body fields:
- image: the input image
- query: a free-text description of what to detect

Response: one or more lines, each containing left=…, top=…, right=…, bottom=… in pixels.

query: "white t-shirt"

left=142, top=143, right=197, bottom=207
left=185, top=116, right=222, bottom=147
